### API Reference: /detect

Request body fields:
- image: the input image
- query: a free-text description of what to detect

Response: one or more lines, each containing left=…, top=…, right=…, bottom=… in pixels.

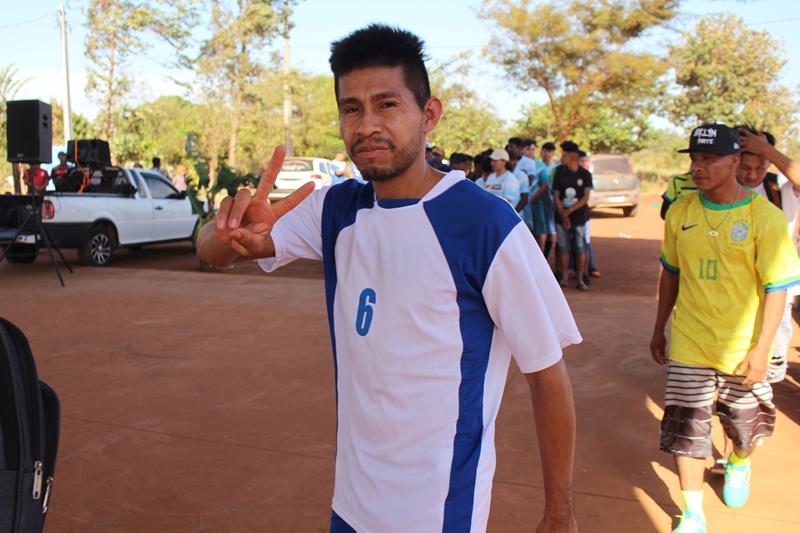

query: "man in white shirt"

left=737, top=126, right=800, bottom=383
left=475, top=148, right=521, bottom=208
left=197, top=24, right=580, bottom=533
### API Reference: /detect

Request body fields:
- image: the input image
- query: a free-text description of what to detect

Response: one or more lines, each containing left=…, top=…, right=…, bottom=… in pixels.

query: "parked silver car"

left=269, top=157, right=332, bottom=201
left=587, top=154, right=640, bottom=217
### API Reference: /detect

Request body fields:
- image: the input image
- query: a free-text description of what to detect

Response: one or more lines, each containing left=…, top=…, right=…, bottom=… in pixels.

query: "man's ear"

left=423, top=97, right=443, bottom=134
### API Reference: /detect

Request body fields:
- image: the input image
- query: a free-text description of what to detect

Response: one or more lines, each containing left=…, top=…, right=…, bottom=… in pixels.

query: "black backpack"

left=0, top=318, right=60, bottom=532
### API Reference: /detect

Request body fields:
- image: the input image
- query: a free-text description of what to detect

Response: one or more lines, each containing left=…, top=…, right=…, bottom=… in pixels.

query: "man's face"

left=541, top=148, right=554, bottom=163
left=337, top=66, right=440, bottom=181
left=335, top=152, right=345, bottom=161
left=690, top=152, right=740, bottom=192
left=58, top=153, right=66, bottom=164
left=522, top=145, right=536, bottom=159
left=562, top=151, right=579, bottom=171
left=490, top=158, right=506, bottom=173
left=737, top=153, right=770, bottom=188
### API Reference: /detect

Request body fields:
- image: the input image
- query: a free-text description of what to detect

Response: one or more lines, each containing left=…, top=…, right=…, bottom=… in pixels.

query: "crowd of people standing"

left=426, top=137, right=600, bottom=291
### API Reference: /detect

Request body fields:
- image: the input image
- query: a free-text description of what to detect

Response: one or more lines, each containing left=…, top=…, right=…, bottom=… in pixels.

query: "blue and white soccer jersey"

left=258, top=171, right=581, bottom=533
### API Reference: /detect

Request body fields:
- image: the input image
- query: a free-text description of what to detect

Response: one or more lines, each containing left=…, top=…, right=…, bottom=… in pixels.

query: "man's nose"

left=356, top=108, right=382, bottom=138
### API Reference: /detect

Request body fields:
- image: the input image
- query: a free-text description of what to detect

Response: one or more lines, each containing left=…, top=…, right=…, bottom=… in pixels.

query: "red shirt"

left=23, top=167, right=50, bottom=189
left=52, top=163, right=71, bottom=179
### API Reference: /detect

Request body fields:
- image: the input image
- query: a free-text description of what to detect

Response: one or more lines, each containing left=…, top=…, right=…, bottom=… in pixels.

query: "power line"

left=0, top=12, right=54, bottom=31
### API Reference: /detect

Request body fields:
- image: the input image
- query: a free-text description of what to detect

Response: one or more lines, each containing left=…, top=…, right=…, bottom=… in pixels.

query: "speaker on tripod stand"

left=2, top=99, right=73, bottom=286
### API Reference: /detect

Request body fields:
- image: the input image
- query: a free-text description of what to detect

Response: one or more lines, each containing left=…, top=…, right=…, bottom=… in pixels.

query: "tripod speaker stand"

left=0, top=167, right=73, bottom=287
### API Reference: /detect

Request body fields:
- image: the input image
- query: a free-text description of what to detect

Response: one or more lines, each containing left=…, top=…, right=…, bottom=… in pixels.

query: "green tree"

left=515, top=102, right=652, bottom=153
left=198, top=0, right=296, bottom=169
left=50, top=99, right=93, bottom=149
left=0, top=65, right=29, bottom=187
left=480, top=0, right=677, bottom=142
left=111, top=95, right=198, bottom=165
left=669, top=14, right=799, bottom=146
left=85, top=0, right=197, bottom=141
left=428, top=62, right=507, bottom=156
left=241, top=69, right=340, bottom=169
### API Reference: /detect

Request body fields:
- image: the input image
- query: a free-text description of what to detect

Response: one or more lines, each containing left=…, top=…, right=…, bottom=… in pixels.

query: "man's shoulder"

left=424, top=179, right=522, bottom=260
left=751, top=191, right=786, bottom=221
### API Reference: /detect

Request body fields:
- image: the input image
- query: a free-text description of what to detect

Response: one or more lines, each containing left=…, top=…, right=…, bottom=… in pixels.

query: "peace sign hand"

left=215, top=145, right=315, bottom=259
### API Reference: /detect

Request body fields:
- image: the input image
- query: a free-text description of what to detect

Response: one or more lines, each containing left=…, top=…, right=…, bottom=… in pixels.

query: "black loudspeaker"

left=66, top=139, right=111, bottom=166
left=6, top=100, right=52, bottom=164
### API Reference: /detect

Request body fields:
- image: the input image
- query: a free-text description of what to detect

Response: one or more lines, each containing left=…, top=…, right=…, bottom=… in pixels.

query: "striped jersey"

left=258, top=171, right=581, bottom=532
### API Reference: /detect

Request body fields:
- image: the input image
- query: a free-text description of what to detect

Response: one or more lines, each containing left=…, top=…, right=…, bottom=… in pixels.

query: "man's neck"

left=704, top=178, right=743, bottom=204
left=371, top=154, right=445, bottom=200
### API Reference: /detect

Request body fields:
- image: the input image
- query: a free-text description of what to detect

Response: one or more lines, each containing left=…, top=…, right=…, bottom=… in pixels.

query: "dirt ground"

left=1, top=195, right=799, bottom=532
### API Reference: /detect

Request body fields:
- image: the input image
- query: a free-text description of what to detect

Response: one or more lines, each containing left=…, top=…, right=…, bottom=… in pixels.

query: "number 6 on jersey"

left=356, top=288, right=377, bottom=336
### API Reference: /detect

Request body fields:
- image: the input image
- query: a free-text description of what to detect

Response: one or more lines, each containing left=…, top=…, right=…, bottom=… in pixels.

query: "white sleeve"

left=483, top=223, right=582, bottom=373
left=256, top=187, right=328, bottom=273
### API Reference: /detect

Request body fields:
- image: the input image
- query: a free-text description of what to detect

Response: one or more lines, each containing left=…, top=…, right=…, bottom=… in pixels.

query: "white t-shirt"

left=475, top=171, right=521, bottom=208
left=753, top=178, right=800, bottom=296
left=257, top=171, right=581, bottom=532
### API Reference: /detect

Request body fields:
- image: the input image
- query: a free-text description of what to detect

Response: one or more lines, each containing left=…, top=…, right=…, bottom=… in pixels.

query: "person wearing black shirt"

left=553, top=141, right=593, bottom=290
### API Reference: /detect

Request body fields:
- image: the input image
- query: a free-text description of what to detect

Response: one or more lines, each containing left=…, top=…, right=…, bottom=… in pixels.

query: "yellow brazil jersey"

left=663, top=172, right=697, bottom=203
left=660, top=190, right=800, bottom=374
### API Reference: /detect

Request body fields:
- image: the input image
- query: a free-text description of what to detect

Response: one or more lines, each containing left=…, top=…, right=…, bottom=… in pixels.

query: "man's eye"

left=343, top=106, right=359, bottom=114
left=381, top=101, right=398, bottom=108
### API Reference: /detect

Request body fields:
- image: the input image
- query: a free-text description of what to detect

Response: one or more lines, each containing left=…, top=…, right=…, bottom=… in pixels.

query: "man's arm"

left=197, top=219, right=274, bottom=267
left=740, top=129, right=800, bottom=186
left=531, top=180, right=549, bottom=203
left=564, top=189, right=591, bottom=216
left=737, top=290, right=786, bottom=385
left=515, top=192, right=529, bottom=212
left=196, top=145, right=314, bottom=268
left=525, top=360, right=579, bottom=532
left=650, top=269, right=679, bottom=364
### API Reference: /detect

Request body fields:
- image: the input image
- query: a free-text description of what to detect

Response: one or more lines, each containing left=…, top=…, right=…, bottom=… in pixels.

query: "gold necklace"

left=702, top=186, right=743, bottom=237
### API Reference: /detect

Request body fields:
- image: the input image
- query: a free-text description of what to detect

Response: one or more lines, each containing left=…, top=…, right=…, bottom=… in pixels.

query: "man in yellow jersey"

left=660, top=170, right=696, bottom=219
left=650, top=124, right=800, bottom=533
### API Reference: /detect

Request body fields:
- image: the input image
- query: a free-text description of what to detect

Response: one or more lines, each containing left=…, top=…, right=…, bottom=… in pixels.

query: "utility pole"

left=58, top=4, right=73, bottom=145
left=282, top=15, right=292, bottom=157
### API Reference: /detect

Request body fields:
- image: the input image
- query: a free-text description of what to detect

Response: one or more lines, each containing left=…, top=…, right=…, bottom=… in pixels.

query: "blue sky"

left=2, top=0, right=799, bottom=125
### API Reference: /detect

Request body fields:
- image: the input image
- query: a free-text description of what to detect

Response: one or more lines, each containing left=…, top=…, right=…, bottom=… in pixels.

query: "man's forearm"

left=761, top=145, right=800, bottom=187
left=525, top=360, right=576, bottom=522
left=755, top=290, right=787, bottom=351
left=530, top=184, right=548, bottom=203
left=515, top=193, right=529, bottom=212
left=653, top=269, right=679, bottom=333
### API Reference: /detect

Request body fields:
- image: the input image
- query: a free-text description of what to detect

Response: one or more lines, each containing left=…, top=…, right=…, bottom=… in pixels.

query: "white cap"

left=489, top=149, right=509, bottom=162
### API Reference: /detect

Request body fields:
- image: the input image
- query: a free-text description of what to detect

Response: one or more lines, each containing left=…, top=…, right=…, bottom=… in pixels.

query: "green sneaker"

left=723, top=460, right=751, bottom=508
left=673, top=512, right=707, bottom=533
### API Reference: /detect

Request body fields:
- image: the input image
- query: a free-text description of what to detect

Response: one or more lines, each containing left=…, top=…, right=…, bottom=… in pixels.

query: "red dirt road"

left=1, top=195, right=799, bottom=532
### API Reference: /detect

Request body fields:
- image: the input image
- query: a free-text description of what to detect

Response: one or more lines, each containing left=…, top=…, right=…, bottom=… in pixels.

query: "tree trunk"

left=12, top=163, right=21, bottom=194
left=228, top=80, right=241, bottom=168
left=208, top=153, right=219, bottom=210
left=101, top=39, right=117, bottom=140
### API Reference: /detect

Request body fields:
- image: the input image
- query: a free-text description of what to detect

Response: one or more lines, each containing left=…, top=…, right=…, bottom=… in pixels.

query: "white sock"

left=681, top=490, right=704, bottom=517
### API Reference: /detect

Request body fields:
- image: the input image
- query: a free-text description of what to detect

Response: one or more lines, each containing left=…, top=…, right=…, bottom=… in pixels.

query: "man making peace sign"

left=198, top=25, right=581, bottom=533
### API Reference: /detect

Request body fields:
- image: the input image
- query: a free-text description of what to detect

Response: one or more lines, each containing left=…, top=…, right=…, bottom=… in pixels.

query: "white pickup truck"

left=0, top=167, right=200, bottom=266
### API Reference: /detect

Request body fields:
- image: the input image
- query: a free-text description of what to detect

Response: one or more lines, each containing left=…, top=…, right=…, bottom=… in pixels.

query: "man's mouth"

left=356, top=145, right=390, bottom=157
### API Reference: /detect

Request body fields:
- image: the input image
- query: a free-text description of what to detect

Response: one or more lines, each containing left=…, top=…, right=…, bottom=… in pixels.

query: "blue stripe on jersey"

left=321, top=181, right=376, bottom=407
left=330, top=510, right=357, bottom=533
left=423, top=180, right=521, bottom=532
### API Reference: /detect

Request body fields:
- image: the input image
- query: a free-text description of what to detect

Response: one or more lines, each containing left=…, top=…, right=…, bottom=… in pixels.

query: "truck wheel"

left=4, top=243, right=38, bottom=264
left=623, top=205, right=639, bottom=217
left=79, top=225, right=115, bottom=266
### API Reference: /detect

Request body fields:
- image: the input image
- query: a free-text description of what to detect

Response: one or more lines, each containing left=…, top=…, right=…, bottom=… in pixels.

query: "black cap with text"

left=678, top=123, right=741, bottom=155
